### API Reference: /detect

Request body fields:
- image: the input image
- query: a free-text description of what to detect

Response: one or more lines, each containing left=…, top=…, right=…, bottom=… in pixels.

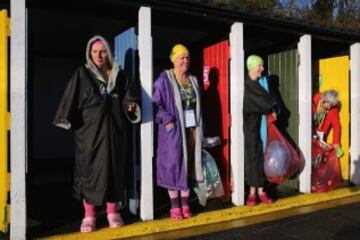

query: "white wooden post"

left=10, top=0, right=27, bottom=239
left=350, top=43, right=360, bottom=185
left=138, top=6, right=154, bottom=220
left=298, top=35, right=312, bottom=193
left=230, top=22, right=245, bottom=205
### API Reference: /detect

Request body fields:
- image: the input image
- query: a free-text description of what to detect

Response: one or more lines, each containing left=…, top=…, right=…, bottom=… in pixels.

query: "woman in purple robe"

left=152, top=44, right=203, bottom=220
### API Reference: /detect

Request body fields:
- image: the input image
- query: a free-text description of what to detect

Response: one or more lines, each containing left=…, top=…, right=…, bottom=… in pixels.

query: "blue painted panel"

left=114, top=28, right=140, bottom=215
left=115, top=27, right=138, bottom=81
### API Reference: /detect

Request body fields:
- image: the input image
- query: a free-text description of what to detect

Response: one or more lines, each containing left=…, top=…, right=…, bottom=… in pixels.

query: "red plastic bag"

left=264, top=115, right=305, bottom=183
left=311, top=139, right=341, bottom=193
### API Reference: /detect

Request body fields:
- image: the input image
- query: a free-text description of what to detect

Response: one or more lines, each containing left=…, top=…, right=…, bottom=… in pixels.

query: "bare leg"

left=250, top=186, right=256, bottom=196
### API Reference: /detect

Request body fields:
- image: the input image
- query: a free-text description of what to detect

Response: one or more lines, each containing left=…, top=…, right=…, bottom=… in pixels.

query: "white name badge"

left=184, top=109, right=197, bottom=128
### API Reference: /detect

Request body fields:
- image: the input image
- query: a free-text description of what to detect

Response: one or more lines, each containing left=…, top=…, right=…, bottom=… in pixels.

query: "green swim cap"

left=246, top=55, right=263, bottom=71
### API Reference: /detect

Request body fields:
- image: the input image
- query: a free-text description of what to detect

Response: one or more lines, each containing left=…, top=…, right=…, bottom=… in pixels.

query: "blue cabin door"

left=114, top=27, right=139, bottom=215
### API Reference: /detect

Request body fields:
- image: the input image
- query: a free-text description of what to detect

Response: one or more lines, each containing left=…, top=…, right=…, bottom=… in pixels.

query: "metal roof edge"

left=131, top=0, right=360, bottom=43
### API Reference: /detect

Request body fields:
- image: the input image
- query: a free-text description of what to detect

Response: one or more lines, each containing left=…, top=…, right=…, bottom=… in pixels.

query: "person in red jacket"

left=312, top=90, right=343, bottom=156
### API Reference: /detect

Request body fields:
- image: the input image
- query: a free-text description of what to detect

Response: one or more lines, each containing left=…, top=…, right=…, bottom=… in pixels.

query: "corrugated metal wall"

left=203, top=40, right=231, bottom=198
left=268, top=49, right=299, bottom=145
left=268, top=49, right=299, bottom=190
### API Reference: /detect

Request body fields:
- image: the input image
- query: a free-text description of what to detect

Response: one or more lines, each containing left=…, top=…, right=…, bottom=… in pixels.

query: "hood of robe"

left=85, top=35, right=120, bottom=93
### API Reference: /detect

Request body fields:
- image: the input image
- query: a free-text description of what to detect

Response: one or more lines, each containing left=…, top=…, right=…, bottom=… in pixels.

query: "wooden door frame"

left=10, top=0, right=27, bottom=239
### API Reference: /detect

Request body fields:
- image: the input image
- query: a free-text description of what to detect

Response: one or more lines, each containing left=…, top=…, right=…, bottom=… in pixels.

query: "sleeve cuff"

left=126, top=103, right=141, bottom=124
left=53, top=119, right=71, bottom=130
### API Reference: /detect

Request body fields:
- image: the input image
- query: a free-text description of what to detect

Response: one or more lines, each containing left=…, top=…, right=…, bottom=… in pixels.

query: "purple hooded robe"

left=153, top=70, right=203, bottom=190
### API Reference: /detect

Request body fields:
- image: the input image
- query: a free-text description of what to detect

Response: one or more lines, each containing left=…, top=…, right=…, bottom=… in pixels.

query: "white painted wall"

left=138, top=6, right=154, bottom=221
left=230, top=22, right=245, bottom=206
left=10, top=0, right=27, bottom=239
left=350, top=43, right=360, bottom=185
left=298, top=35, right=312, bottom=193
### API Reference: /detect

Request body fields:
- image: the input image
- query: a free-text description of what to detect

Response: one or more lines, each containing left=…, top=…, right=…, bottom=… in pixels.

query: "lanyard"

left=173, top=70, right=195, bottom=109
left=178, top=81, right=195, bottom=109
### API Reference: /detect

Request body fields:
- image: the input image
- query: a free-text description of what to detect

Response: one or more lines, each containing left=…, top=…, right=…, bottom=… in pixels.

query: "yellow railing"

left=0, top=9, right=10, bottom=233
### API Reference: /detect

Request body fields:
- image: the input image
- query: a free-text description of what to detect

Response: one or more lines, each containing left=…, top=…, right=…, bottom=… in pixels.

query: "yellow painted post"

left=0, top=9, right=10, bottom=233
left=319, top=56, right=350, bottom=180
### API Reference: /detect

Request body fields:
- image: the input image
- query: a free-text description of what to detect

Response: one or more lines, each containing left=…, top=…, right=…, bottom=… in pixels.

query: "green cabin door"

left=268, top=49, right=299, bottom=191
left=0, top=9, right=10, bottom=233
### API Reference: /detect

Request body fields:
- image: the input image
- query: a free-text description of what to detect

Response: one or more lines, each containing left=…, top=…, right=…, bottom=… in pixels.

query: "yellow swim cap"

left=170, top=44, right=189, bottom=63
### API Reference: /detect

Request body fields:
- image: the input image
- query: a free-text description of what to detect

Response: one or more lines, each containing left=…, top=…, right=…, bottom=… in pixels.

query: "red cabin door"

left=203, top=40, right=230, bottom=198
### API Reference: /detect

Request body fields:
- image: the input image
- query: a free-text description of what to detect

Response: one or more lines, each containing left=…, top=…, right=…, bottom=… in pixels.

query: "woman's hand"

left=272, top=111, right=277, bottom=121
left=334, top=144, right=344, bottom=158
left=317, top=99, right=328, bottom=113
left=165, top=122, right=175, bottom=130
left=127, top=102, right=137, bottom=112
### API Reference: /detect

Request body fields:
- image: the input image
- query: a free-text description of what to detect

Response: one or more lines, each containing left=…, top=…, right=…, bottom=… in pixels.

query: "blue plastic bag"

left=264, top=140, right=291, bottom=178
left=264, top=116, right=305, bottom=183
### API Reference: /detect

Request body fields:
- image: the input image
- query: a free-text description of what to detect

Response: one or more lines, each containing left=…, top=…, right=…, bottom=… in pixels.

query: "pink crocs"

left=259, top=192, right=274, bottom=204
left=246, top=194, right=257, bottom=206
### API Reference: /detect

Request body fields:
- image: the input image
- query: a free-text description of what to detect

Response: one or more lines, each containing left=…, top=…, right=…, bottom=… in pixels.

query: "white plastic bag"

left=193, top=149, right=224, bottom=206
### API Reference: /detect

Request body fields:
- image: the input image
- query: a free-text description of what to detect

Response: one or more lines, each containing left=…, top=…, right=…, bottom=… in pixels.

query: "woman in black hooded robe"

left=53, top=35, right=141, bottom=232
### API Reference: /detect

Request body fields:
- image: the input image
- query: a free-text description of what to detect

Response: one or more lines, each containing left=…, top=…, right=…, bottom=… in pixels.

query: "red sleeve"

left=313, top=92, right=321, bottom=114
left=320, top=108, right=341, bottom=144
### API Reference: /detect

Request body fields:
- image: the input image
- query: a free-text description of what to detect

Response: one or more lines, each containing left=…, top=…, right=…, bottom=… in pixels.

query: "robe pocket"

left=81, top=108, right=101, bottom=124
left=82, top=111, right=96, bottom=124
